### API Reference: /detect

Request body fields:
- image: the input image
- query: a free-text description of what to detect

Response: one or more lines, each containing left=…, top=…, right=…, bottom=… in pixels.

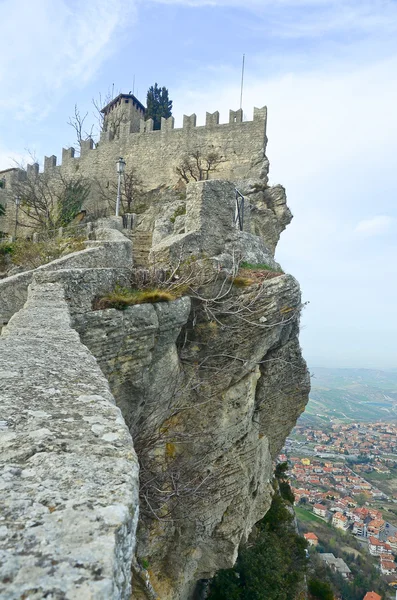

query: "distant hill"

left=300, top=367, right=397, bottom=424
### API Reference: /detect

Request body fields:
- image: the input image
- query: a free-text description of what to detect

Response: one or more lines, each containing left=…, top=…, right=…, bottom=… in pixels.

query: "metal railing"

left=234, top=188, right=245, bottom=231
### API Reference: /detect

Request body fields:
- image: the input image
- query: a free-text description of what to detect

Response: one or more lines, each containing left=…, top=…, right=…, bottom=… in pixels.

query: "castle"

left=0, top=94, right=309, bottom=600
left=0, top=93, right=268, bottom=237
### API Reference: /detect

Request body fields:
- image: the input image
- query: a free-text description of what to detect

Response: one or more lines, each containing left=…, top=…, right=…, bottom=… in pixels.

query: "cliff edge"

left=0, top=175, right=309, bottom=597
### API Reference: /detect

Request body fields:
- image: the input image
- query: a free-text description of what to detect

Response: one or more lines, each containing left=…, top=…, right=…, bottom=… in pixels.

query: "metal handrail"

left=234, top=188, right=245, bottom=231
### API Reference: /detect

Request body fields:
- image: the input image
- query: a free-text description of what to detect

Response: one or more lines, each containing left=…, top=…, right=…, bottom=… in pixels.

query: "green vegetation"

left=275, top=462, right=296, bottom=504
left=0, top=236, right=85, bottom=271
left=295, top=507, right=329, bottom=525
left=12, top=172, right=90, bottom=233
left=308, top=578, right=334, bottom=600
left=275, top=461, right=289, bottom=479
left=207, top=486, right=307, bottom=600
left=57, top=179, right=90, bottom=227
left=0, top=241, right=14, bottom=256
left=232, top=275, right=255, bottom=288
left=365, top=470, right=394, bottom=481
left=145, top=83, right=173, bottom=130
left=170, top=205, right=186, bottom=223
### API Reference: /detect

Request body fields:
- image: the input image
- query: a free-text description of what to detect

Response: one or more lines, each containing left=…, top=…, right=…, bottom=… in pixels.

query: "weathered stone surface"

left=74, top=273, right=308, bottom=600
left=0, top=106, right=269, bottom=236
left=150, top=180, right=281, bottom=270
left=0, top=169, right=309, bottom=600
left=74, top=297, right=192, bottom=434
left=0, top=218, right=132, bottom=330
left=236, top=180, right=293, bottom=256
left=0, top=281, right=139, bottom=599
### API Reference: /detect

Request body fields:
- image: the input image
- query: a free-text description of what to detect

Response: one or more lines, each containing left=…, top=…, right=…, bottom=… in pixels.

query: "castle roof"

left=101, top=93, right=146, bottom=115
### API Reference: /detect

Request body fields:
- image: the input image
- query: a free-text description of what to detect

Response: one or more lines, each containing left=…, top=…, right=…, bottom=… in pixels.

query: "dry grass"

left=237, top=267, right=283, bottom=283
left=231, top=267, right=283, bottom=288
left=94, top=287, right=179, bottom=310
left=232, top=275, right=256, bottom=287
left=3, top=237, right=86, bottom=271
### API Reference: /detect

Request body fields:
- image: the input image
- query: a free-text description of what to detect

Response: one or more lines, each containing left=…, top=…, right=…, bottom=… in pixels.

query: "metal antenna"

left=240, top=54, right=245, bottom=111
left=133, top=75, right=135, bottom=95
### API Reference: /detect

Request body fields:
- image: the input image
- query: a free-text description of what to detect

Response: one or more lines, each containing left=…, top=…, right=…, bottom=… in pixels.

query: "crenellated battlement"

left=27, top=106, right=268, bottom=172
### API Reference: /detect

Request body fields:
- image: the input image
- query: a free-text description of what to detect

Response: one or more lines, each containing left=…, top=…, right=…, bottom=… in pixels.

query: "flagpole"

left=240, top=54, right=245, bottom=111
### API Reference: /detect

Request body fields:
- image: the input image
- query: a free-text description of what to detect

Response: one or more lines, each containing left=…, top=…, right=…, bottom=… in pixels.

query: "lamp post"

left=115, top=157, right=126, bottom=217
left=14, top=196, right=21, bottom=240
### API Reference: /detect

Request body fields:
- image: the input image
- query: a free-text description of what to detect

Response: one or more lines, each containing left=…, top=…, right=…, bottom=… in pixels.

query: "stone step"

left=127, top=230, right=152, bottom=268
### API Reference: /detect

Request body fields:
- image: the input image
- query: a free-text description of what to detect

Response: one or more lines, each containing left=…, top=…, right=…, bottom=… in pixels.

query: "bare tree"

left=67, top=104, right=94, bottom=153
left=12, top=169, right=90, bottom=232
left=92, top=87, right=123, bottom=140
left=176, top=149, right=224, bottom=183
left=95, top=167, right=142, bottom=214
left=92, top=90, right=112, bottom=134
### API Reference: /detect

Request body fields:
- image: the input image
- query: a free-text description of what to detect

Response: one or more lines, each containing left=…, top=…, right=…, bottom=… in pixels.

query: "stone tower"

left=101, top=93, right=146, bottom=135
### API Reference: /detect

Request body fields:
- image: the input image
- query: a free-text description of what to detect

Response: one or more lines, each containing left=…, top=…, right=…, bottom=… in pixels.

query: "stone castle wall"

left=0, top=219, right=140, bottom=599
left=0, top=107, right=267, bottom=236
left=58, top=107, right=267, bottom=190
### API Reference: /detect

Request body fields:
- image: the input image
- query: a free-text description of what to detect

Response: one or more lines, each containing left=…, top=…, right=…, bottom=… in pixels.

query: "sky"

left=0, top=0, right=396, bottom=370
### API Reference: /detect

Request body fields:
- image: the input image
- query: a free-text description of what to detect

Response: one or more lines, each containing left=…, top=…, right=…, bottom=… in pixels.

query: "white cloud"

left=0, top=149, right=32, bottom=173
left=169, top=48, right=397, bottom=367
left=0, top=0, right=135, bottom=119
left=172, top=55, right=397, bottom=187
left=147, top=0, right=397, bottom=38
left=354, top=215, right=394, bottom=236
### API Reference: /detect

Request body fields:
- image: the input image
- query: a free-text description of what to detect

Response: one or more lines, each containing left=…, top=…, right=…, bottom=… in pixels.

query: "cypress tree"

left=145, top=83, right=173, bottom=130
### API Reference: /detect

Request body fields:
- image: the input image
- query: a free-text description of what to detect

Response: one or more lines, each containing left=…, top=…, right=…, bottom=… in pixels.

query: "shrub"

left=207, top=489, right=307, bottom=600
left=308, top=578, right=334, bottom=600
left=2, top=236, right=85, bottom=270
left=279, top=480, right=295, bottom=504
left=0, top=241, right=15, bottom=256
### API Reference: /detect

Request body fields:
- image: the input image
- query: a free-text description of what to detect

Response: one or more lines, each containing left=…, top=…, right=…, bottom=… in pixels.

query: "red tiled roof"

left=363, top=591, right=382, bottom=600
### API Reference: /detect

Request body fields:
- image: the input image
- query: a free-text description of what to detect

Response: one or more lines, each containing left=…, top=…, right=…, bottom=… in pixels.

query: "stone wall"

left=0, top=218, right=132, bottom=329
left=0, top=107, right=268, bottom=235
left=60, top=107, right=267, bottom=192
left=0, top=280, right=139, bottom=600
left=72, top=271, right=309, bottom=600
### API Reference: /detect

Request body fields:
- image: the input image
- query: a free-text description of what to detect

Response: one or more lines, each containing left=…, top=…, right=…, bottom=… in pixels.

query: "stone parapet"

left=0, top=281, right=139, bottom=599
left=0, top=218, right=132, bottom=329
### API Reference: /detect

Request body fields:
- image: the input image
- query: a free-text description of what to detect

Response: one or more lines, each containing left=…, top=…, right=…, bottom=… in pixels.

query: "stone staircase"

left=124, top=230, right=152, bottom=267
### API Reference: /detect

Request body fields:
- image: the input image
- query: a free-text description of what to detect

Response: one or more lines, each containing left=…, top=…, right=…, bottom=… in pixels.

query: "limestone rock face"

left=236, top=180, right=293, bottom=255
left=0, top=186, right=309, bottom=600
left=149, top=180, right=283, bottom=271
left=76, top=273, right=309, bottom=600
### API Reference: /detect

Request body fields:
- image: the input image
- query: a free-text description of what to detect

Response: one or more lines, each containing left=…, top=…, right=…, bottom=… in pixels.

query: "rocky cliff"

left=0, top=175, right=309, bottom=599
left=76, top=180, right=309, bottom=599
